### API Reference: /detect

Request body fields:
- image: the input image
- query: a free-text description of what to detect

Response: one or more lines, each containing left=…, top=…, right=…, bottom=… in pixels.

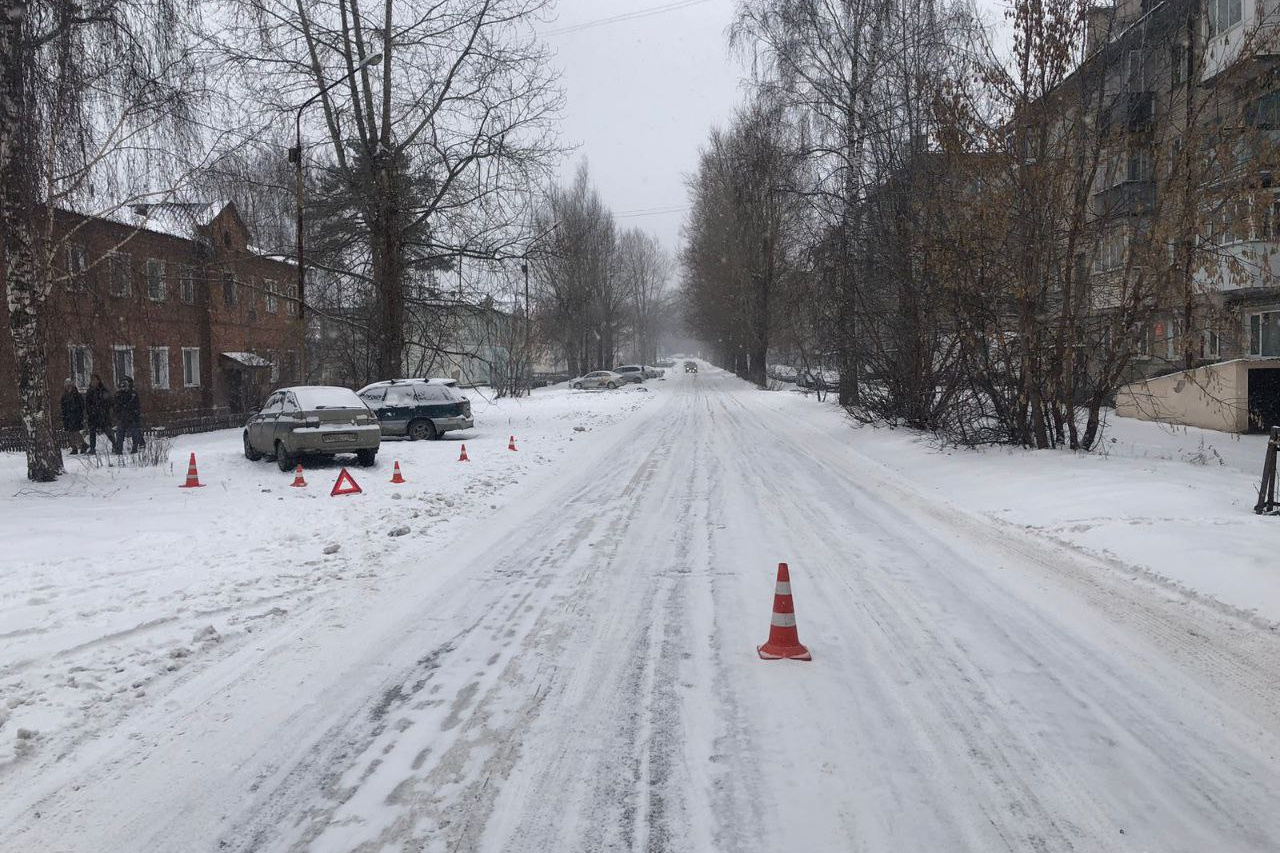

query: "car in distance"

left=684, top=361, right=697, bottom=373
left=655, top=358, right=675, bottom=368
left=570, top=370, right=625, bottom=390
left=356, top=379, right=474, bottom=441
left=611, top=364, right=646, bottom=384
left=641, top=365, right=665, bottom=379
left=243, top=386, right=381, bottom=472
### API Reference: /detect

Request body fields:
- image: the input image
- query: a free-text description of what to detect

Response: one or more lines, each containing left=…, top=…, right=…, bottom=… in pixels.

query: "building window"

left=265, top=279, right=278, bottom=314
left=286, top=282, right=299, bottom=316
left=1127, top=49, right=1143, bottom=86
left=1203, top=328, right=1222, bottom=359
left=111, top=345, right=134, bottom=385
left=65, top=244, right=88, bottom=291
left=145, top=258, right=166, bottom=301
left=68, top=345, right=92, bottom=390
left=109, top=252, right=131, bottom=298
left=149, top=346, right=170, bottom=390
left=1171, top=44, right=1186, bottom=87
left=1208, top=0, right=1243, bottom=35
left=247, top=277, right=258, bottom=321
left=222, top=271, right=237, bottom=307
left=1250, top=311, right=1280, bottom=356
left=1126, top=149, right=1152, bottom=182
left=182, top=347, right=201, bottom=387
left=179, top=264, right=197, bottom=304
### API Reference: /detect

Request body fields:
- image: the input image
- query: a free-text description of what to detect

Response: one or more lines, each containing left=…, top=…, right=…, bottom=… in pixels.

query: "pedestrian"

left=60, top=378, right=87, bottom=454
left=112, top=376, right=145, bottom=454
left=85, top=373, right=112, bottom=453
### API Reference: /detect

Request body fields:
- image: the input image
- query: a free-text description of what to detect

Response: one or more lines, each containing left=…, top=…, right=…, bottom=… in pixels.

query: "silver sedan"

left=570, top=370, right=625, bottom=390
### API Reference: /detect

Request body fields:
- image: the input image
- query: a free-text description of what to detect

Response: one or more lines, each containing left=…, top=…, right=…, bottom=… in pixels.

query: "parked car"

left=570, top=370, right=626, bottom=390
left=655, top=358, right=675, bottom=368
left=243, top=386, right=382, bottom=472
left=611, top=364, right=646, bottom=384
left=356, top=379, right=474, bottom=441
left=684, top=361, right=698, bottom=373
left=642, top=365, right=665, bottom=379
left=767, top=363, right=800, bottom=382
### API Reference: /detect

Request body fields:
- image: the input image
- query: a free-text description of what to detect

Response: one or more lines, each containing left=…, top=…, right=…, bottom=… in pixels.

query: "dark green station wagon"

left=356, top=379, right=475, bottom=441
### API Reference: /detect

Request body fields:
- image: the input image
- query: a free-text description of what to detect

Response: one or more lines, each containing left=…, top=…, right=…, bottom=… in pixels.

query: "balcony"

left=1100, top=92, right=1155, bottom=134
left=1201, top=1, right=1280, bottom=84
left=1093, top=180, right=1156, bottom=218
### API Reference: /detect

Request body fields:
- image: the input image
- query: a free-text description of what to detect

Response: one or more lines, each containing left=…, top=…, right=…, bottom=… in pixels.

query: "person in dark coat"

left=85, top=373, right=112, bottom=453
left=112, top=376, right=145, bottom=454
left=60, top=378, right=87, bottom=454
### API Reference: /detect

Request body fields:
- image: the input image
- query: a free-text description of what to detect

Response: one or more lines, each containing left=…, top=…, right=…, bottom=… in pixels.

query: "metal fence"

left=0, top=409, right=245, bottom=454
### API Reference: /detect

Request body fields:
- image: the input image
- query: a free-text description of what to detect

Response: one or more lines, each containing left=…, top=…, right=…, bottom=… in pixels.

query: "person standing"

left=113, top=376, right=145, bottom=453
left=85, top=373, right=112, bottom=453
left=60, top=378, right=87, bottom=454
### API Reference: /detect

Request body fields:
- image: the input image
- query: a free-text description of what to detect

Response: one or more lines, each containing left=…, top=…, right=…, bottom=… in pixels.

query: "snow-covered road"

left=4, top=367, right=1280, bottom=852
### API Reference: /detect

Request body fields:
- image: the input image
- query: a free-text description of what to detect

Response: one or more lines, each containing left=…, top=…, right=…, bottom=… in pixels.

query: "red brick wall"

left=0, top=204, right=305, bottom=431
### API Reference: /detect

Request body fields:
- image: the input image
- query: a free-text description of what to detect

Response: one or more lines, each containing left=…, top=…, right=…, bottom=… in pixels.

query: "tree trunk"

left=2, top=0, right=63, bottom=482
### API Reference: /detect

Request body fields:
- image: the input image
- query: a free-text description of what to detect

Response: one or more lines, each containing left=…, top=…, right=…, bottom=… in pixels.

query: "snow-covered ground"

left=761, top=390, right=1280, bottom=626
left=0, top=383, right=658, bottom=769
left=2, top=366, right=1279, bottom=852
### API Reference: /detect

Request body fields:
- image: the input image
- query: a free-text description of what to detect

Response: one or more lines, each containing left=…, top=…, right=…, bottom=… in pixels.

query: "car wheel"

left=357, top=448, right=377, bottom=467
left=407, top=418, right=437, bottom=441
left=275, top=441, right=294, bottom=472
left=243, top=431, right=262, bottom=461
left=607, top=381, right=618, bottom=389
left=572, top=382, right=583, bottom=390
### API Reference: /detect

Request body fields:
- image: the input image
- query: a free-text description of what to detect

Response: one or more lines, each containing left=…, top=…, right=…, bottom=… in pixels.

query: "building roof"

left=220, top=352, right=273, bottom=368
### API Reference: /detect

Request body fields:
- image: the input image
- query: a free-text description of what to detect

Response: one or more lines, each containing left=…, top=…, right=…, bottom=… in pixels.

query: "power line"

left=614, top=204, right=690, bottom=219
left=542, top=0, right=720, bottom=37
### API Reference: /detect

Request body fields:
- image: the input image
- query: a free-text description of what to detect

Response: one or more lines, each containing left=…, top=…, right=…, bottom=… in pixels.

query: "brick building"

left=0, top=202, right=305, bottom=432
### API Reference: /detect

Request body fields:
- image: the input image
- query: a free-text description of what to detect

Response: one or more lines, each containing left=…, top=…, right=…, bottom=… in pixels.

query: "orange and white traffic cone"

left=508, top=435, right=518, bottom=451
left=391, top=460, right=406, bottom=484
left=179, top=452, right=204, bottom=488
left=290, top=464, right=307, bottom=487
left=458, top=444, right=470, bottom=462
left=757, top=562, right=811, bottom=661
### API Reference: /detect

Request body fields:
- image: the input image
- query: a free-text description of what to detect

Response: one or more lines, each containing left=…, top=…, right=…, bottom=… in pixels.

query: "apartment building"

left=0, top=202, right=305, bottom=432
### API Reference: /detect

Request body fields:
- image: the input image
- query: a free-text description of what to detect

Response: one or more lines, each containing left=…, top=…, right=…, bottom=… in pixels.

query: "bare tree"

left=221, top=0, right=562, bottom=380
left=615, top=228, right=672, bottom=366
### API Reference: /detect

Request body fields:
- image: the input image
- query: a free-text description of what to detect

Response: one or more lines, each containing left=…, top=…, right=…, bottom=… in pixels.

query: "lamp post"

left=287, top=52, right=384, bottom=327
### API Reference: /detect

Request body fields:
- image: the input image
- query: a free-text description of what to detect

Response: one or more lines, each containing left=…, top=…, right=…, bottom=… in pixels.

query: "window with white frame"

left=1134, top=322, right=1152, bottom=357
left=179, top=264, right=197, bottom=304
left=145, top=258, right=166, bottom=301
left=265, top=279, right=278, bottom=314
left=1203, top=328, right=1222, bottom=359
left=65, top=244, right=88, bottom=291
left=149, top=347, right=170, bottom=390
left=1208, top=0, right=1243, bottom=35
left=111, top=345, right=134, bottom=385
left=68, top=345, right=92, bottom=390
left=181, top=347, right=201, bottom=387
left=286, top=281, right=299, bottom=316
left=1249, top=311, right=1280, bottom=357
left=109, top=252, right=131, bottom=298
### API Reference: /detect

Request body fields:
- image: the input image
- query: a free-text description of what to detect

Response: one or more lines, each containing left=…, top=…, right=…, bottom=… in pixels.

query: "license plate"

left=322, top=433, right=354, bottom=444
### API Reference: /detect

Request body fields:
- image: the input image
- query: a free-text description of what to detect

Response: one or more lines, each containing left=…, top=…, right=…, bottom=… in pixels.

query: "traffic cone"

left=458, top=444, right=470, bottom=462
left=757, top=562, right=811, bottom=661
left=179, top=452, right=204, bottom=488
left=391, top=461, right=406, bottom=484
left=508, top=435, right=518, bottom=451
left=290, top=464, right=306, bottom=487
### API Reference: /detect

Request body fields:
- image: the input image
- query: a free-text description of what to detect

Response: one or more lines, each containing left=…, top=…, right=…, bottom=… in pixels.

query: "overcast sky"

left=540, top=0, right=745, bottom=257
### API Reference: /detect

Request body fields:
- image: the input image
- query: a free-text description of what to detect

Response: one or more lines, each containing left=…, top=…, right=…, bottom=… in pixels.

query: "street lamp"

left=287, top=52, right=384, bottom=324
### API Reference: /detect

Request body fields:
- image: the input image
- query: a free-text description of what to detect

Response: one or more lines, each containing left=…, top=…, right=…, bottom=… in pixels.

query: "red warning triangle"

left=330, top=467, right=363, bottom=497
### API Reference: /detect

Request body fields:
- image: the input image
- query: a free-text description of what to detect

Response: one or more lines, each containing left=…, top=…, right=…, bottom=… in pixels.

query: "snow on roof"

left=221, top=351, right=272, bottom=368
left=125, top=201, right=225, bottom=240
left=286, top=386, right=366, bottom=409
